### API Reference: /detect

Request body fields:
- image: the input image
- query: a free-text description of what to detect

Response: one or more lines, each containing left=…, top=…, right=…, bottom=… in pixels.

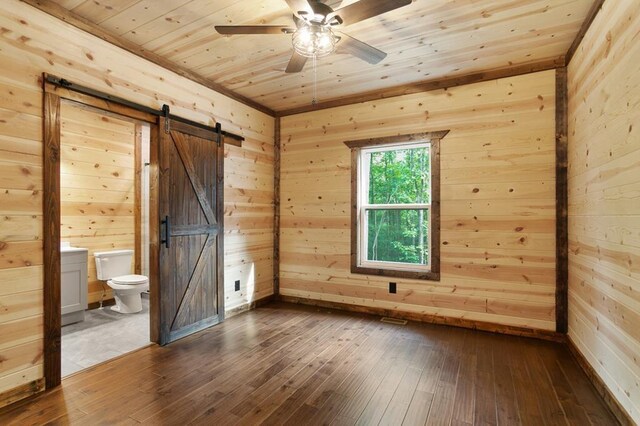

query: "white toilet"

left=94, top=250, right=149, bottom=314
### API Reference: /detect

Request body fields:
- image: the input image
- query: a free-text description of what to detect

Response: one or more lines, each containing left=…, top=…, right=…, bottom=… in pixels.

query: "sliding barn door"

left=157, top=118, right=224, bottom=345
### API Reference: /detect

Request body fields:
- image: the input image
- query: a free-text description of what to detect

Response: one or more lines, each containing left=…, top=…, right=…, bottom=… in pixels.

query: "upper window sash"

left=359, top=141, right=431, bottom=210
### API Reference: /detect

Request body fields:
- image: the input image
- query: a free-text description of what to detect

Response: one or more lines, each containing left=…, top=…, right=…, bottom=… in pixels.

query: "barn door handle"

left=161, top=216, right=171, bottom=249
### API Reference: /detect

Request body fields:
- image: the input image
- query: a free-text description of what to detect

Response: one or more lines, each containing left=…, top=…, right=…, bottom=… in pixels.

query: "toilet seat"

left=110, top=274, right=149, bottom=286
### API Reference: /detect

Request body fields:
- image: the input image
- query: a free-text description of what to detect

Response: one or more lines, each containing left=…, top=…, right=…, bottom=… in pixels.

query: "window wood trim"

left=344, top=130, right=448, bottom=281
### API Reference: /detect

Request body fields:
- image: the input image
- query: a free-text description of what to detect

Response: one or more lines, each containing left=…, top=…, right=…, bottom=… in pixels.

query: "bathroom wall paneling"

left=0, top=0, right=274, bottom=406
left=567, top=0, right=640, bottom=423
left=59, top=100, right=138, bottom=305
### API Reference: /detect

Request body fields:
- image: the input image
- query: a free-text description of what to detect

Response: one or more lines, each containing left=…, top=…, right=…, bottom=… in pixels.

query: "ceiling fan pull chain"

left=312, top=53, right=318, bottom=106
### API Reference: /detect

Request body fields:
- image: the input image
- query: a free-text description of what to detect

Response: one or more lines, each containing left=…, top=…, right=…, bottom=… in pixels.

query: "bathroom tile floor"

left=61, top=295, right=150, bottom=377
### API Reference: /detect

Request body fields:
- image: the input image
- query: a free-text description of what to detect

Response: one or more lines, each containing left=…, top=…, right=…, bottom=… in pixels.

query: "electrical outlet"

left=234, top=280, right=240, bottom=292
left=389, top=282, right=397, bottom=294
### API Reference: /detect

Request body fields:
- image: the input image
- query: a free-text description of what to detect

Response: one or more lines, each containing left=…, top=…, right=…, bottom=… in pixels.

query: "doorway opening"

left=43, top=74, right=230, bottom=388
left=58, top=100, right=152, bottom=377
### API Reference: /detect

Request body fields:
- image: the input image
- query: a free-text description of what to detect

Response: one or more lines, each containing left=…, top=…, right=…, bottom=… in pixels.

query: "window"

left=344, top=131, right=448, bottom=280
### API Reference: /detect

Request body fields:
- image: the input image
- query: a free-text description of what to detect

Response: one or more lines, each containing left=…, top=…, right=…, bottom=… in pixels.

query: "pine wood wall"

left=567, top=0, right=640, bottom=422
left=60, top=102, right=136, bottom=305
left=0, top=0, right=273, bottom=406
left=280, top=70, right=557, bottom=331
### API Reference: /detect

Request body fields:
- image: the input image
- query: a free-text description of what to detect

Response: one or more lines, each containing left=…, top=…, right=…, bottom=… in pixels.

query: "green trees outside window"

left=365, top=209, right=430, bottom=265
left=361, top=144, right=431, bottom=268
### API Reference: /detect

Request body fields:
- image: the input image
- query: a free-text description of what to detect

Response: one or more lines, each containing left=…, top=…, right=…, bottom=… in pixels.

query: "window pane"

left=366, top=209, right=429, bottom=265
left=365, top=146, right=430, bottom=205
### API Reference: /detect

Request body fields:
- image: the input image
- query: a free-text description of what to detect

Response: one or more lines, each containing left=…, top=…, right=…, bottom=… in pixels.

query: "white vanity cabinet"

left=61, top=244, right=88, bottom=326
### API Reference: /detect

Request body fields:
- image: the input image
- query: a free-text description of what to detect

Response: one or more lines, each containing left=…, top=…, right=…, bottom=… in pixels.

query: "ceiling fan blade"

left=337, top=33, right=387, bottom=64
left=215, top=25, right=295, bottom=35
left=285, top=51, right=308, bottom=73
left=284, top=0, right=314, bottom=16
left=332, top=0, right=412, bottom=26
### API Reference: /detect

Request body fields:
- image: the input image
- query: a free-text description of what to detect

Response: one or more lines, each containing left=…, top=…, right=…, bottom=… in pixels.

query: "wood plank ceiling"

left=47, top=0, right=594, bottom=113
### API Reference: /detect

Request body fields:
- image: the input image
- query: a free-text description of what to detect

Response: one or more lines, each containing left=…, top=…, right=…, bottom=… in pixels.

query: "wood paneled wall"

left=567, top=0, right=640, bottom=423
left=280, top=70, right=557, bottom=331
left=60, top=102, right=136, bottom=304
left=0, top=0, right=273, bottom=407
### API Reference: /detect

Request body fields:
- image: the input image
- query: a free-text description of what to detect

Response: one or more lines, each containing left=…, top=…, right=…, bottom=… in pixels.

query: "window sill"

left=351, top=265, right=440, bottom=281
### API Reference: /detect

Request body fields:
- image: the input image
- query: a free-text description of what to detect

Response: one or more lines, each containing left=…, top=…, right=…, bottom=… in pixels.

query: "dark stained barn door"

left=157, top=118, right=224, bottom=345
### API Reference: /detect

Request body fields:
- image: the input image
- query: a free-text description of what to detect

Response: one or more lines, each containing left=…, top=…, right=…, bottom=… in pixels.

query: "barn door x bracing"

left=158, top=118, right=224, bottom=345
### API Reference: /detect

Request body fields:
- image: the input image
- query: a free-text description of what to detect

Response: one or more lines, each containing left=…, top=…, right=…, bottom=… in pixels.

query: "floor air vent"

left=380, top=317, right=407, bottom=325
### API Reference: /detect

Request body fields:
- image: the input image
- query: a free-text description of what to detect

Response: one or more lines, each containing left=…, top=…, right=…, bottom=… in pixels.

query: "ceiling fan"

left=215, top=0, right=413, bottom=73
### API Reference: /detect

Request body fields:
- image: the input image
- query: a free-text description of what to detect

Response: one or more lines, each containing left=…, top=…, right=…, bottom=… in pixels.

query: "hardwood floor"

left=0, top=302, right=617, bottom=425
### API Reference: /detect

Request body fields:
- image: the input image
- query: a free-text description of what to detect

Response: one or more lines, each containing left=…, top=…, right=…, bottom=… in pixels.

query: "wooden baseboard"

left=226, top=294, right=276, bottom=318
left=566, top=337, right=634, bottom=426
left=0, top=378, right=45, bottom=410
left=278, top=295, right=564, bottom=342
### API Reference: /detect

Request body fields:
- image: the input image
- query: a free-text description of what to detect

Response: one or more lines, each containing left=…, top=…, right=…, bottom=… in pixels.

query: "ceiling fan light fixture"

left=292, top=25, right=338, bottom=58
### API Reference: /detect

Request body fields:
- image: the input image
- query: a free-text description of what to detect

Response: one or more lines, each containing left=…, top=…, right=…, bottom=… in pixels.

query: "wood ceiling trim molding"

left=276, top=56, right=566, bottom=117
left=565, top=0, right=606, bottom=65
left=20, top=0, right=276, bottom=117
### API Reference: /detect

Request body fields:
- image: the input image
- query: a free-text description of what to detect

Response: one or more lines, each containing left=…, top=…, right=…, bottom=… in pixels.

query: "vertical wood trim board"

left=567, top=0, right=640, bottom=423
left=273, top=117, right=281, bottom=296
left=216, top=129, right=226, bottom=323
left=280, top=70, right=557, bottom=331
left=148, top=123, right=160, bottom=345
left=555, top=67, right=568, bottom=333
left=430, top=137, right=442, bottom=278
left=42, top=87, right=61, bottom=390
left=134, top=123, right=143, bottom=275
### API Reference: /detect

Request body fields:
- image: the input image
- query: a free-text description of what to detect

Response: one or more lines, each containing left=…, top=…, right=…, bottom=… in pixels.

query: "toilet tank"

left=94, top=250, right=134, bottom=280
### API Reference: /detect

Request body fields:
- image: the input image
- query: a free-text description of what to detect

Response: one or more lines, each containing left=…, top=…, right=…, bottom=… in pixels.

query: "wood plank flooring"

left=0, top=302, right=618, bottom=425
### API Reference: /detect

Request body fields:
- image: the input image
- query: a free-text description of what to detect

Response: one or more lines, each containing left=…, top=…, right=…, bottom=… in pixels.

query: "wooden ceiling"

left=45, top=0, right=594, bottom=113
